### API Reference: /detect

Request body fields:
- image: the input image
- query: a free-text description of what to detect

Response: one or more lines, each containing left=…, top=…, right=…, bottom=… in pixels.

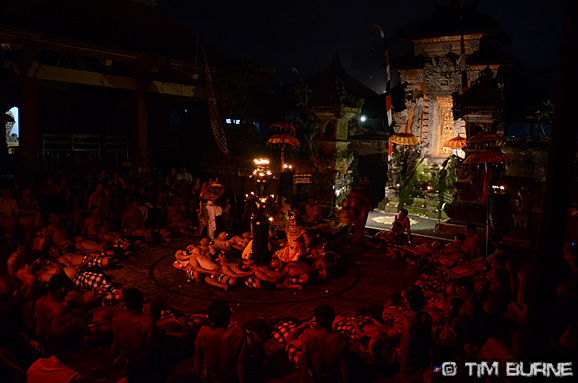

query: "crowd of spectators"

left=1, top=161, right=577, bottom=383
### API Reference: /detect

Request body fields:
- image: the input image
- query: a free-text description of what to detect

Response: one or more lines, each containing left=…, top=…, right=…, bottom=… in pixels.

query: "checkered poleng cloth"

left=207, top=273, right=232, bottom=286
left=72, top=270, right=122, bottom=307
left=333, top=319, right=357, bottom=342
left=82, top=253, right=112, bottom=269
left=338, top=186, right=371, bottom=225
left=110, top=237, right=129, bottom=250
left=73, top=270, right=114, bottom=292
left=244, top=276, right=260, bottom=289
left=173, top=259, right=189, bottom=271
left=333, top=316, right=375, bottom=342
left=101, top=291, right=122, bottom=307
left=285, top=343, right=301, bottom=369
left=272, top=321, right=298, bottom=343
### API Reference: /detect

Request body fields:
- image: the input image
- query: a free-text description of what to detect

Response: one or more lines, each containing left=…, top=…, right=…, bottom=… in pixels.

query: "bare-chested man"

left=291, top=305, right=349, bottom=383
left=8, top=245, right=40, bottom=327
left=217, top=254, right=254, bottom=280
left=122, top=199, right=145, bottom=235
left=394, top=209, right=412, bottom=243
left=46, top=213, right=75, bottom=254
left=229, top=231, right=251, bottom=253
left=186, top=238, right=234, bottom=291
left=272, top=259, right=319, bottom=286
left=82, top=205, right=104, bottom=240
left=73, top=235, right=105, bottom=254
left=34, top=273, right=69, bottom=339
left=212, top=230, right=232, bottom=253
left=240, top=258, right=301, bottom=290
left=193, top=301, right=247, bottom=383
left=105, top=288, right=169, bottom=382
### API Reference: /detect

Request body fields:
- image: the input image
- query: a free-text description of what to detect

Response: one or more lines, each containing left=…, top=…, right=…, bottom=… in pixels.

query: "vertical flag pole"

left=372, top=24, right=392, bottom=161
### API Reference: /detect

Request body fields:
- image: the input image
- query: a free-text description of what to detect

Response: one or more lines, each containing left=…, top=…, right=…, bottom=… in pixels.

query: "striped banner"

left=200, top=42, right=228, bottom=155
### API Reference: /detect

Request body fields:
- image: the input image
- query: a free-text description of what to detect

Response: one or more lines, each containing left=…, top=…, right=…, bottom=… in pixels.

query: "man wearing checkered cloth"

left=71, top=268, right=122, bottom=306
left=338, top=180, right=372, bottom=244
left=286, top=306, right=349, bottom=381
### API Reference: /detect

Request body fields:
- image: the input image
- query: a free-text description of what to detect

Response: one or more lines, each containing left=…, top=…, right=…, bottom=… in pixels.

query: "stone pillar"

left=132, top=69, right=150, bottom=163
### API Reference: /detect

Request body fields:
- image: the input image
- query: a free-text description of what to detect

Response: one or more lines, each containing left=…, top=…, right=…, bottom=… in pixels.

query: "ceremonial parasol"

left=270, top=119, right=296, bottom=135
left=463, top=148, right=510, bottom=165
left=389, top=132, right=420, bottom=146
left=443, top=134, right=467, bottom=149
left=267, top=134, right=300, bottom=147
left=389, top=106, right=419, bottom=147
left=267, top=133, right=300, bottom=172
left=467, top=132, right=504, bottom=149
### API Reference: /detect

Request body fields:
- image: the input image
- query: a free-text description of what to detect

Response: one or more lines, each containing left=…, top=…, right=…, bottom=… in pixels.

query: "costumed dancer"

left=200, top=178, right=225, bottom=239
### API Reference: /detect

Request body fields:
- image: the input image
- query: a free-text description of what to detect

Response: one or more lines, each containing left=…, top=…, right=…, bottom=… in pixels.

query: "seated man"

left=334, top=313, right=400, bottom=364
left=34, top=274, right=69, bottom=340
left=27, top=314, right=89, bottom=382
left=105, top=288, right=169, bottom=383
left=82, top=205, right=105, bottom=241
left=193, top=301, right=247, bottom=383
left=367, top=221, right=403, bottom=245
left=462, top=222, right=481, bottom=259
left=394, top=209, right=412, bottom=243
left=435, top=234, right=467, bottom=268
left=363, top=222, right=404, bottom=258
left=167, top=210, right=197, bottom=238
left=122, top=199, right=170, bottom=243
left=286, top=305, right=349, bottom=383
left=46, top=213, right=75, bottom=255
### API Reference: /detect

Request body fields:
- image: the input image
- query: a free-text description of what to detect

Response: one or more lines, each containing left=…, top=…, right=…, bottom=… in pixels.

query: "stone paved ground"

left=96, top=234, right=427, bottom=383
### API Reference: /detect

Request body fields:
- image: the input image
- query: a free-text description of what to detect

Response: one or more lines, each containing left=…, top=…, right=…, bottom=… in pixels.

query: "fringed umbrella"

left=443, top=134, right=467, bottom=149
left=389, top=106, right=419, bottom=146
left=467, top=132, right=504, bottom=149
left=463, top=148, right=510, bottom=165
left=267, top=133, right=300, bottom=172
left=270, top=119, right=296, bottom=135
left=389, top=132, right=420, bottom=146
left=267, top=134, right=300, bottom=147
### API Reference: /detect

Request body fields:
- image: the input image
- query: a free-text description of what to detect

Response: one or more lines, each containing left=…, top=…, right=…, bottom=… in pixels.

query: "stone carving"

left=442, top=42, right=452, bottom=54
left=423, top=57, right=463, bottom=98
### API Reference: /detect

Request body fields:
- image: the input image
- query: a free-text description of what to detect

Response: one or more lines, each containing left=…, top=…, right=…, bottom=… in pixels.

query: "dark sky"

left=159, top=0, right=567, bottom=95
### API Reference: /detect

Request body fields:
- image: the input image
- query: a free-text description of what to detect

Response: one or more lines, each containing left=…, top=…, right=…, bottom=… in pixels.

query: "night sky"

left=159, top=0, right=568, bottom=95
